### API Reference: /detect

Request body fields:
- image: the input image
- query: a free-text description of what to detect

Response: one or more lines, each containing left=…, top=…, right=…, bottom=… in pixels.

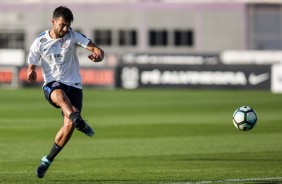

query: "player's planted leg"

left=69, top=112, right=94, bottom=137
left=36, top=156, right=51, bottom=178
left=36, top=118, right=74, bottom=178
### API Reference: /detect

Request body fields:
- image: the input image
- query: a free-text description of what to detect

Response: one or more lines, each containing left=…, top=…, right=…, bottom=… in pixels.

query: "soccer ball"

left=232, top=106, right=258, bottom=131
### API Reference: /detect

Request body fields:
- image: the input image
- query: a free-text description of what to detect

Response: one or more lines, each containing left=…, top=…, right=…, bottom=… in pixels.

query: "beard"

left=55, top=29, right=67, bottom=38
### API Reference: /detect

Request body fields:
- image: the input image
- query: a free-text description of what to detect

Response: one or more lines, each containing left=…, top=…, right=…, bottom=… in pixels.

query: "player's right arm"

left=27, top=35, right=42, bottom=83
left=27, top=64, right=37, bottom=83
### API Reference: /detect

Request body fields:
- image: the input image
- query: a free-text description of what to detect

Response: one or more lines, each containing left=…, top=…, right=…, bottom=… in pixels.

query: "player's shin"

left=46, top=143, right=62, bottom=162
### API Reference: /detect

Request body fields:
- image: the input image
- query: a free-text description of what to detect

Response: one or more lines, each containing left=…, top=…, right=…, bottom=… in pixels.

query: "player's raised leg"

left=51, top=89, right=94, bottom=136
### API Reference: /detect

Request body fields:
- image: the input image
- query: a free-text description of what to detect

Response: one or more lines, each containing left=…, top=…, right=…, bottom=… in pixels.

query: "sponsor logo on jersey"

left=52, top=82, right=60, bottom=88
left=40, top=38, right=47, bottom=43
left=54, top=53, right=63, bottom=59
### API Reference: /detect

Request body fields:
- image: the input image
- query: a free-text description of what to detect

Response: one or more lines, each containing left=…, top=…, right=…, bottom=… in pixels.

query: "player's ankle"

left=69, top=112, right=80, bottom=122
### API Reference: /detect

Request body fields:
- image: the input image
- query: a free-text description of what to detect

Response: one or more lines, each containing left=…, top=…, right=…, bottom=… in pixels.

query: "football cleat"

left=36, top=156, right=51, bottom=178
left=73, top=116, right=94, bottom=137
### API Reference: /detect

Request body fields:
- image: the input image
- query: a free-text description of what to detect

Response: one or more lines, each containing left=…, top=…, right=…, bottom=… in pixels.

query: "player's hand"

left=86, top=41, right=104, bottom=62
left=27, top=68, right=37, bottom=83
left=88, top=53, right=98, bottom=62
left=88, top=52, right=103, bottom=63
left=88, top=47, right=104, bottom=63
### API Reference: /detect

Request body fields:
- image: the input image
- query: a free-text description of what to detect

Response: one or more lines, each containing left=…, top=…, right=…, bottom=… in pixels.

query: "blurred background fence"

left=0, top=0, right=282, bottom=92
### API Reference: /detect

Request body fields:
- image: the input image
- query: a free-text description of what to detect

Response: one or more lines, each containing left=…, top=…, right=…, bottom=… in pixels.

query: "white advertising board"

left=271, top=64, right=282, bottom=93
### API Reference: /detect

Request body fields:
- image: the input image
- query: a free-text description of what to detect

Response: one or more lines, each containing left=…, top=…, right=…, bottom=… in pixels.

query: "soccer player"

left=26, top=6, right=104, bottom=178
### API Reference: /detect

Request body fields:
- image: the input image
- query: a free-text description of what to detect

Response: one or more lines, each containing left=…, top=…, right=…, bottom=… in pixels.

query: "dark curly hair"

left=53, top=6, right=74, bottom=22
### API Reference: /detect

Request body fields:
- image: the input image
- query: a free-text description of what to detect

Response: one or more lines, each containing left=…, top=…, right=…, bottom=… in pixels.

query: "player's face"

left=52, top=17, right=71, bottom=38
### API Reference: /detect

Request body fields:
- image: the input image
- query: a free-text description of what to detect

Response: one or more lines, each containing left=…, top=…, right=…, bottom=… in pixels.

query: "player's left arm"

left=86, top=40, right=104, bottom=63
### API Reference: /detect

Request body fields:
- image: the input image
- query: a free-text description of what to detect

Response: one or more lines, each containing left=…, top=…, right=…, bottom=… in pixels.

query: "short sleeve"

left=73, top=31, right=90, bottom=48
left=27, top=39, right=41, bottom=65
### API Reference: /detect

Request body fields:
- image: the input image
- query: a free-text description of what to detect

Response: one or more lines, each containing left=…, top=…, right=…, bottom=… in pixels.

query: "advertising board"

left=118, top=64, right=271, bottom=89
left=271, top=64, right=282, bottom=93
left=17, top=67, right=116, bottom=88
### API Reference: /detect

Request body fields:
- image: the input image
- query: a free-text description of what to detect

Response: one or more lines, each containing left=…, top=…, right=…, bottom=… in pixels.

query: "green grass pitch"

left=0, top=88, right=282, bottom=184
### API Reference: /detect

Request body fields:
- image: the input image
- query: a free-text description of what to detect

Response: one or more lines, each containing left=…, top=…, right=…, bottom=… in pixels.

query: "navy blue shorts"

left=43, top=81, right=83, bottom=112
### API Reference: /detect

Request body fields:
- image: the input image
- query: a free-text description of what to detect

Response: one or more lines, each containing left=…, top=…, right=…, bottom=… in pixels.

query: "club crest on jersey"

left=59, top=38, right=69, bottom=49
